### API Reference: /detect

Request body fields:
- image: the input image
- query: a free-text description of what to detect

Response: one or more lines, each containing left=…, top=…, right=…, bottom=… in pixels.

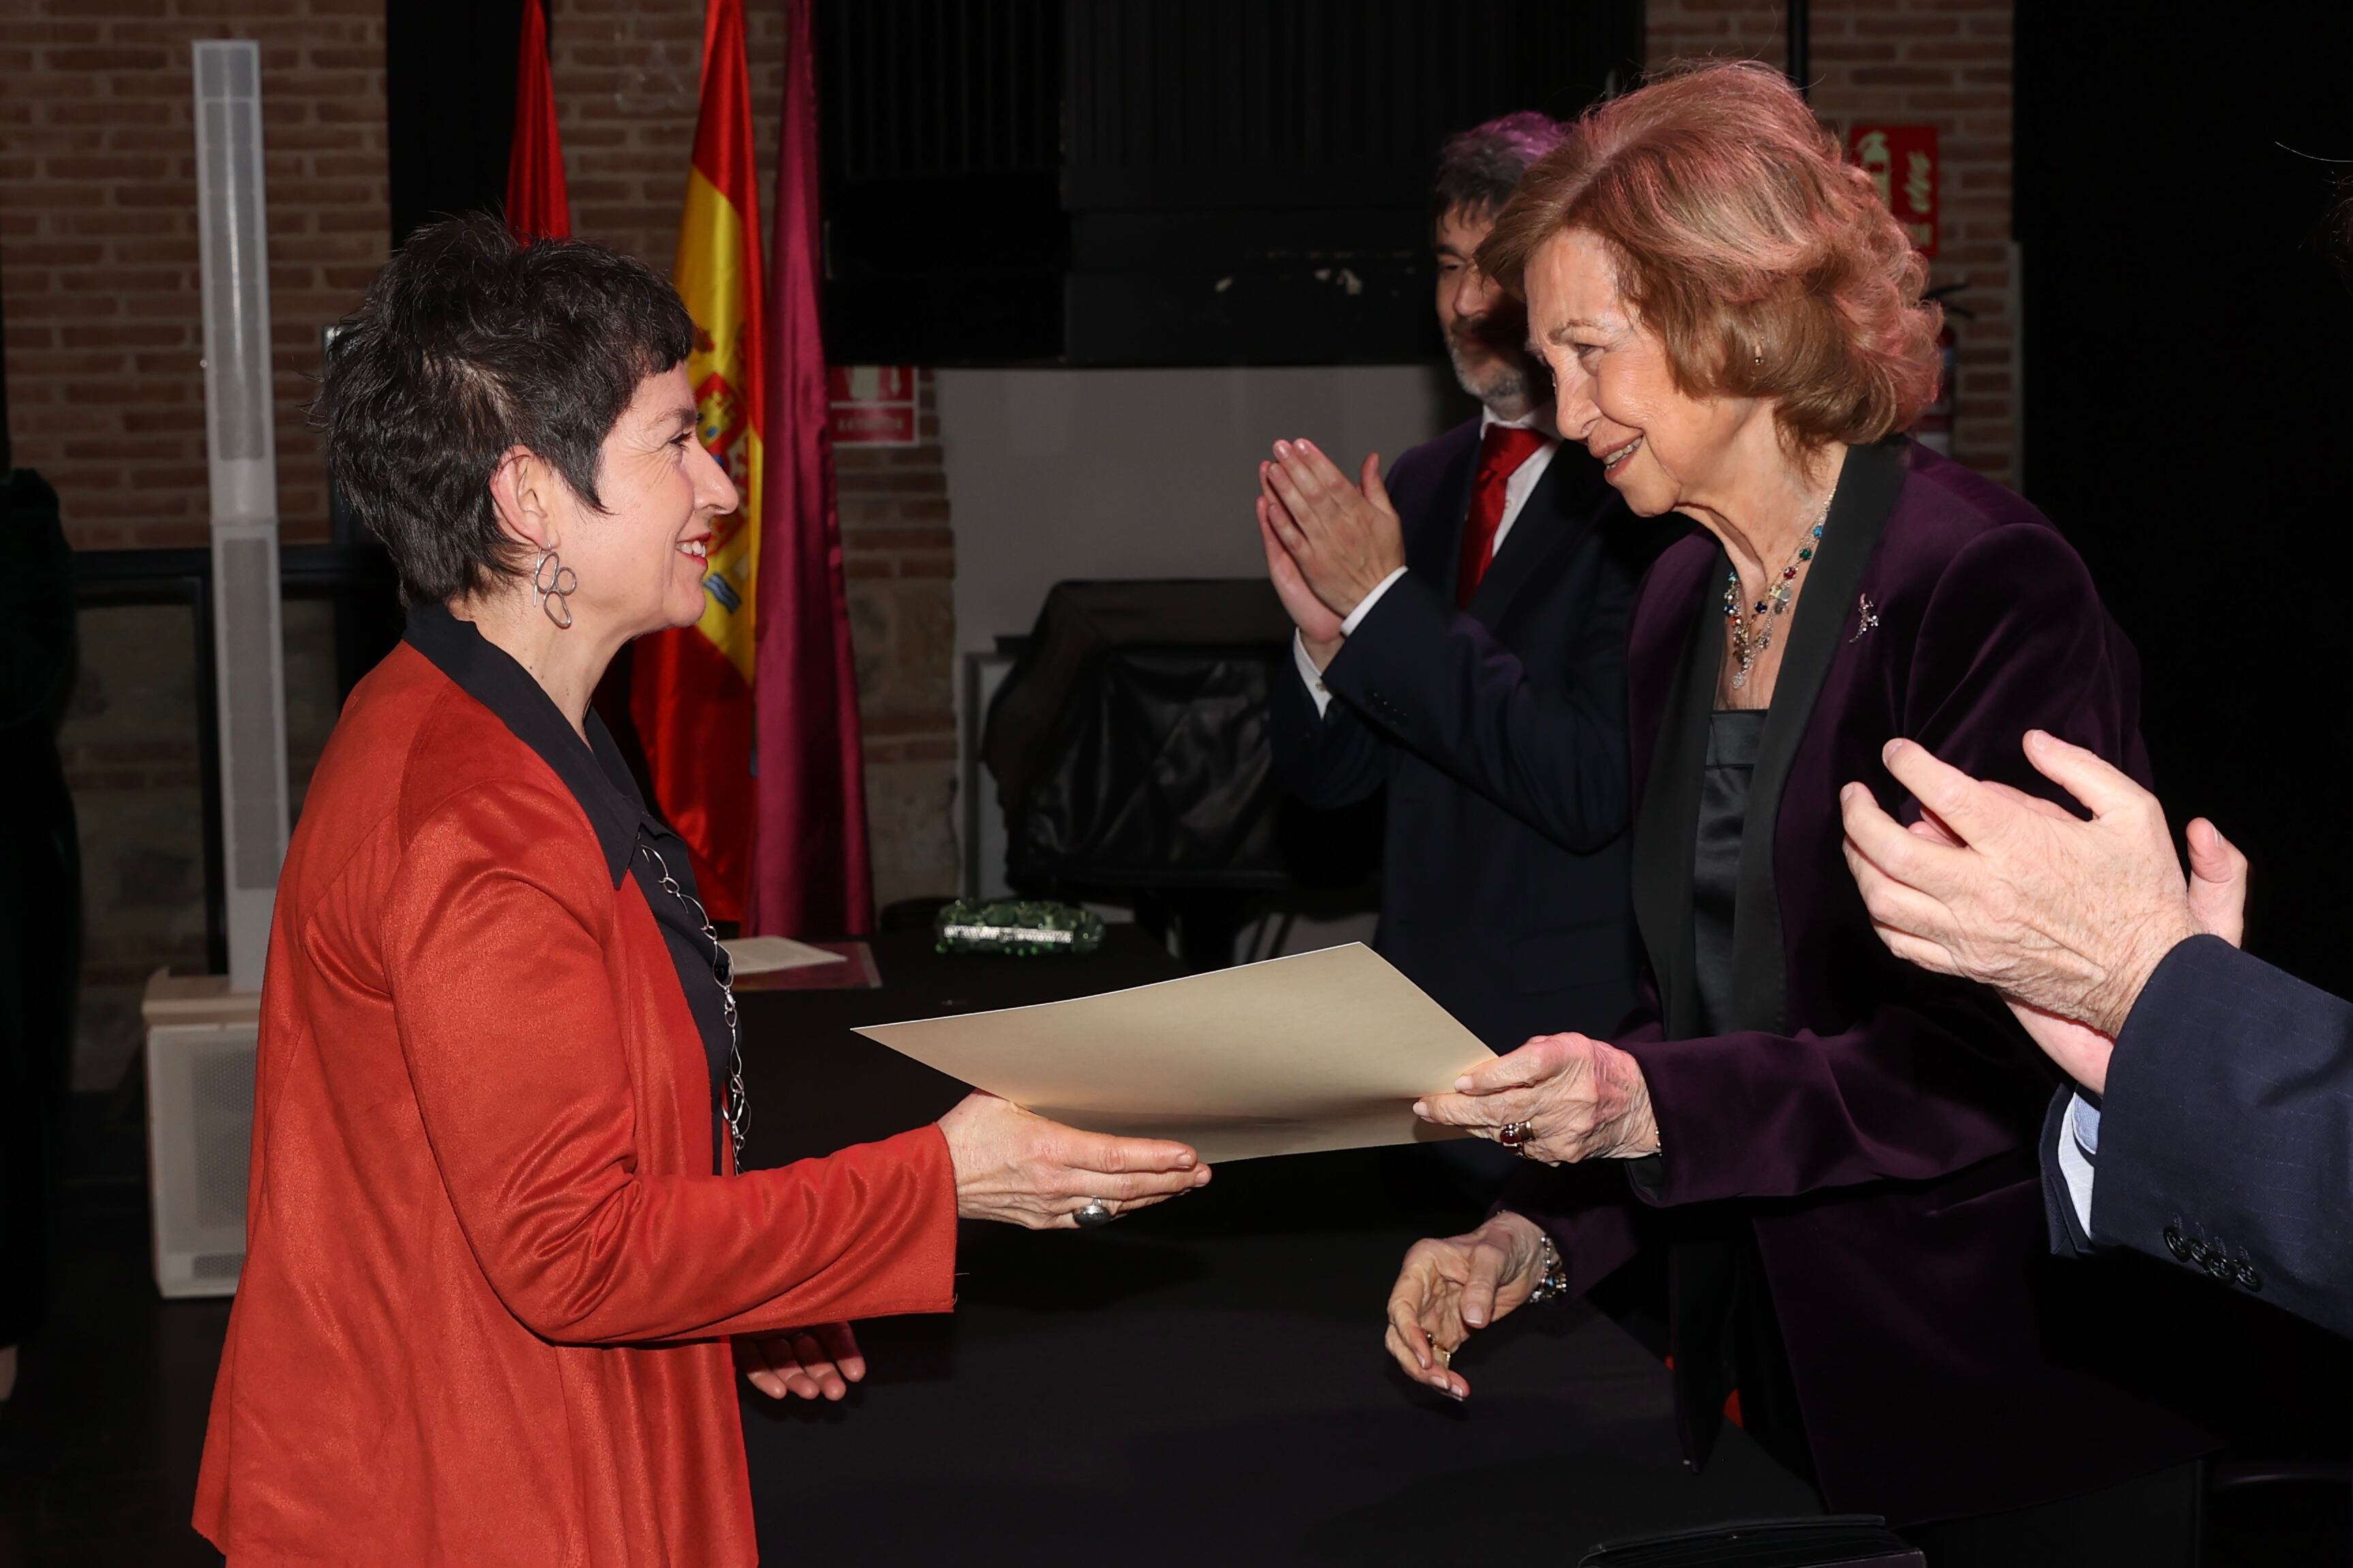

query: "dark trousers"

left=2, top=469, right=82, bottom=1353
left=1684, top=1223, right=2199, bottom=1568
left=0, top=761, right=78, bottom=1350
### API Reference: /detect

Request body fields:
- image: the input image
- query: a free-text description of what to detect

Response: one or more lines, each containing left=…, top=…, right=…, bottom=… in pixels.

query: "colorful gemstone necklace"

left=1722, top=498, right=1830, bottom=691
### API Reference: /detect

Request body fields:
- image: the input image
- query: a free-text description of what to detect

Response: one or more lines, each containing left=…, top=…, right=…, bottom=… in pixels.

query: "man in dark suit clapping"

left=1842, top=730, right=2352, bottom=1339
left=1258, top=115, right=1677, bottom=1060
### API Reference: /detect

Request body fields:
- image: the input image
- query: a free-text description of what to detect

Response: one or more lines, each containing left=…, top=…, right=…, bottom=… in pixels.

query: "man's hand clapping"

left=1255, top=437, right=1409, bottom=659
left=1840, top=730, right=2249, bottom=1092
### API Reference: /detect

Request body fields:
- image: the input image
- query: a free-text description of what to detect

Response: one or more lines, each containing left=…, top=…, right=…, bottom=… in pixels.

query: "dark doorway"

left=386, top=0, right=528, bottom=247
left=2017, top=4, right=2353, bottom=1001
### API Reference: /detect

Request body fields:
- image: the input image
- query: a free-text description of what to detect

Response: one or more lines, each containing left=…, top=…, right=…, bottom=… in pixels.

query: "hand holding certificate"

left=861, top=944, right=1495, bottom=1164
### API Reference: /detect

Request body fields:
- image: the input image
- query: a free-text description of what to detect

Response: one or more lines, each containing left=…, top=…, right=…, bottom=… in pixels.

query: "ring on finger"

left=1496, top=1120, right=1534, bottom=1156
left=1073, top=1198, right=1116, bottom=1229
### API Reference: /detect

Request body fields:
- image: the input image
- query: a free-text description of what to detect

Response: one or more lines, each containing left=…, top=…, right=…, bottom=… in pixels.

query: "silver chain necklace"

left=635, top=842, right=746, bottom=1170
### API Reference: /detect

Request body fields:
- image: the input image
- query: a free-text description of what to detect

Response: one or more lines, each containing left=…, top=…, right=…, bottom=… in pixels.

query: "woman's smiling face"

left=542, top=363, right=740, bottom=641
left=1523, top=228, right=1755, bottom=519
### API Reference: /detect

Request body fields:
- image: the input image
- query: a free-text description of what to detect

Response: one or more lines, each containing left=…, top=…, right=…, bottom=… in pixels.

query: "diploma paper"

left=723, top=934, right=849, bottom=975
left=854, top=943, right=1496, bottom=1163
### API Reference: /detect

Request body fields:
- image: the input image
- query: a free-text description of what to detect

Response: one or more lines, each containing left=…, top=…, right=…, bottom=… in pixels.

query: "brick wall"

left=836, top=371, right=957, bottom=910
left=1645, top=0, right=2016, bottom=484
left=0, top=0, right=389, bottom=549
left=552, top=0, right=960, bottom=912
left=1, top=1, right=380, bottom=1082
left=3, top=0, right=958, bottom=1006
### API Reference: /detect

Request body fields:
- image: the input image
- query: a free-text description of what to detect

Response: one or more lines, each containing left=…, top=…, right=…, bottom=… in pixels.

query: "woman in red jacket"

left=194, top=217, right=1209, bottom=1567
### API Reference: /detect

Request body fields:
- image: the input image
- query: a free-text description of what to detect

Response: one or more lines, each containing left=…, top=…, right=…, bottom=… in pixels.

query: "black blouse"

left=1678, top=709, right=1811, bottom=1486
left=403, top=604, right=738, bottom=1172
left=1691, top=708, right=1767, bottom=1037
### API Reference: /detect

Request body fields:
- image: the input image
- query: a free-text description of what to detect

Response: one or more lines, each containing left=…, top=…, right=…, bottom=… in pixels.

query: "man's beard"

left=1446, top=328, right=1540, bottom=412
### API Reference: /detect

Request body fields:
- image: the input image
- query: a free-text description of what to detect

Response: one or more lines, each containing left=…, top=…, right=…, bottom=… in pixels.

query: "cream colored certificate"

left=722, top=934, right=847, bottom=974
left=854, top=943, right=1496, bottom=1163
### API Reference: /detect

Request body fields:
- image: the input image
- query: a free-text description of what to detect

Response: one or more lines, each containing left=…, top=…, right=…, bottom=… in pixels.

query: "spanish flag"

left=502, top=0, right=568, bottom=241
left=631, top=0, right=762, bottom=919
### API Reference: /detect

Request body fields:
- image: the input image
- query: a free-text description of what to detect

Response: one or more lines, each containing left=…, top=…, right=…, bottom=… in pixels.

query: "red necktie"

left=1456, top=424, right=1550, bottom=608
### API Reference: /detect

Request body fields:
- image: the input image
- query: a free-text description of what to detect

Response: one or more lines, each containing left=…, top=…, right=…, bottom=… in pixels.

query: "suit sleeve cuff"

left=1291, top=630, right=1336, bottom=719
left=1338, top=566, right=1410, bottom=636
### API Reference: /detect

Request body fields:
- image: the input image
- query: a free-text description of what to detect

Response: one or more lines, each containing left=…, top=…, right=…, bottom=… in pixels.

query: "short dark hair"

left=315, top=215, right=696, bottom=604
left=1432, top=111, right=1570, bottom=224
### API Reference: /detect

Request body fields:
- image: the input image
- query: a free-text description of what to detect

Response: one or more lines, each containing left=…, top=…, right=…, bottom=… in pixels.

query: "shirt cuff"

left=1292, top=630, right=1336, bottom=719
left=1339, top=566, right=1410, bottom=636
left=2056, top=1091, right=2100, bottom=1238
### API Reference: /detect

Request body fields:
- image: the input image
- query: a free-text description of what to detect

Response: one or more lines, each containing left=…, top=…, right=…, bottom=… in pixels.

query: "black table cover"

left=735, top=929, right=1817, bottom=1562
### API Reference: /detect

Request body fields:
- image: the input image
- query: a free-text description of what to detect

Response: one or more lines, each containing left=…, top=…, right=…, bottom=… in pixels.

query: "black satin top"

left=1692, top=709, right=1767, bottom=1036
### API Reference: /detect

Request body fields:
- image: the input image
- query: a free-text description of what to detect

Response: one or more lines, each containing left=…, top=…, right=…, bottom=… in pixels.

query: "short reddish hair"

left=1479, top=60, right=1941, bottom=449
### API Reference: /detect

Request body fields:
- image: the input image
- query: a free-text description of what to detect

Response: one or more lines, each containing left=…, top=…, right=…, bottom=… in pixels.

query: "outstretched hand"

left=1412, top=1032, right=1658, bottom=1164
left=939, top=1092, right=1211, bottom=1230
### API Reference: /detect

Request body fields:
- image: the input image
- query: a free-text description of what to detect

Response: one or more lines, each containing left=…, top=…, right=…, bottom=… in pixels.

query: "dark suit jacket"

left=1270, top=415, right=1671, bottom=1051
left=2042, top=934, right=2353, bottom=1338
left=1516, top=438, right=2262, bottom=1527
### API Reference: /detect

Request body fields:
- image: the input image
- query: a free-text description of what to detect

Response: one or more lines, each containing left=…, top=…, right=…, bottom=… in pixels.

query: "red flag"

left=747, top=0, right=872, bottom=936
left=631, top=0, right=763, bottom=921
left=503, top=0, right=569, bottom=241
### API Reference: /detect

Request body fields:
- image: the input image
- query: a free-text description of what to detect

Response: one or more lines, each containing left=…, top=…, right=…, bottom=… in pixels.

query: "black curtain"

left=2017, top=3, right=2353, bottom=1000
left=386, top=0, right=529, bottom=247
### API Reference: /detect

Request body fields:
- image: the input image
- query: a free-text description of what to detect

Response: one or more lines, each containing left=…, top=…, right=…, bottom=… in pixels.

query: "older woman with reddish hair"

left=1382, top=63, right=2246, bottom=1563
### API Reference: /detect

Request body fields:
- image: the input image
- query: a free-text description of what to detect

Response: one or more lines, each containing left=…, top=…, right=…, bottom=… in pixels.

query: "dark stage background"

left=382, top=2, right=2353, bottom=1009
left=2017, top=3, right=2353, bottom=1002
left=386, top=0, right=527, bottom=247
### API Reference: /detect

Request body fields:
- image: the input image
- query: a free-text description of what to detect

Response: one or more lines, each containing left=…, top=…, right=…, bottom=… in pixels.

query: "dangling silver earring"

left=532, top=548, right=577, bottom=629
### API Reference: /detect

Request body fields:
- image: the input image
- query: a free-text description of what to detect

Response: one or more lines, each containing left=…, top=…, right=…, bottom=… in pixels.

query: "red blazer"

left=194, top=641, right=958, bottom=1567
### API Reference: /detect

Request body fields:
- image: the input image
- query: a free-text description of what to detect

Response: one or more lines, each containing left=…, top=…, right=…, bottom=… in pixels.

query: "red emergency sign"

left=1848, top=125, right=1938, bottom=257
left=828, top=365, right=920, bottom=446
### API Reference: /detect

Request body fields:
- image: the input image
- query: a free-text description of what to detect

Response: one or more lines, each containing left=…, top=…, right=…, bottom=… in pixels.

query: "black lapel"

left=1630, top=567, right=1718, bottom=1040
left=403, top=603, right=640, bottom=886
left=1728, top=437, right=1909, bottom=1031
left=1465, top=452, right=1589, bottom=628
left=1411, top=428, right=1483, bottom=602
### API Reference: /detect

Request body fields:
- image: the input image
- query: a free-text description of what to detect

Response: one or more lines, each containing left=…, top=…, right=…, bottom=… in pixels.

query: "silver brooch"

left=1850, top=593, right=1880, bottom=643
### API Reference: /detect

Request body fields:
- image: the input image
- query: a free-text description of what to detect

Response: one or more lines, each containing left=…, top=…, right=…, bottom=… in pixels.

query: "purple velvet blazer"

left=1521, top=439, right=2258, bottom=1526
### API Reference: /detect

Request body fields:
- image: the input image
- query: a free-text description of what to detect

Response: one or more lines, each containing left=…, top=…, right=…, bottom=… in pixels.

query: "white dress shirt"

left=2056, top=1090, right=2101, bottom=1237
left=1294, top=407, right=1560, bottom=716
